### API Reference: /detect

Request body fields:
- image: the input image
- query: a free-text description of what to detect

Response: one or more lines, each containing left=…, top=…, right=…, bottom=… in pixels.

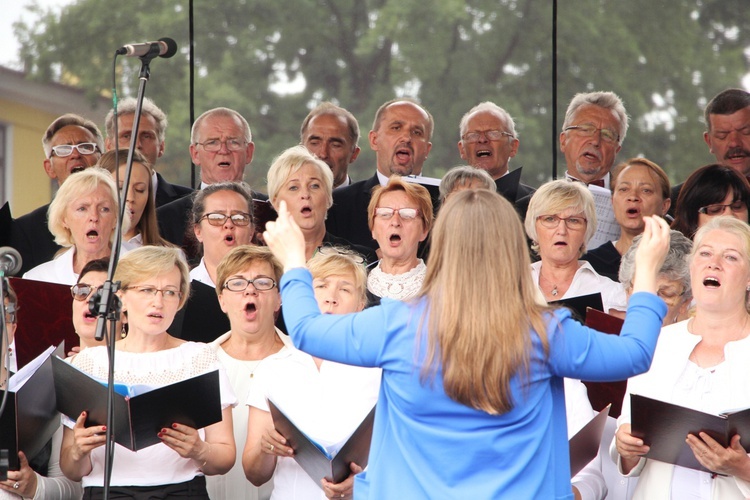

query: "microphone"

left=0, top=247, right=22, bottom=276
left=116, top=37, right=178, bottom=58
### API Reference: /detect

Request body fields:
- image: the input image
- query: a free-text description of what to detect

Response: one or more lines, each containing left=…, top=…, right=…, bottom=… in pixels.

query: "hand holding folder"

left=268, top=399, right=375, bottom=487
left=53, top=357, right=222, bottom=451
left=631, top=393, right=750, bottom=472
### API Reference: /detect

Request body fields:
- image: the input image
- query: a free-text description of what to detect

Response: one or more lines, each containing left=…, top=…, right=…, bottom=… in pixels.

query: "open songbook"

left=0, top=344, right=62, bottom=470
left=569, top=404, right=611, bottom=477
left=631, top=393, right=750, bottom=472
left=53, top=357, right=222, bottom=451
left=268, top=399, right=375, bottom=487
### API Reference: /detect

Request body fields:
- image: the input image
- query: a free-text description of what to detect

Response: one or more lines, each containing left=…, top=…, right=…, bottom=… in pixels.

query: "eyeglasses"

left=564, top=124, right=620, bottom=144
left=71, top=283, right=101, bottom=302
left=657, top=287, right=686, bottom=306
left=374, top=207, right=420, bottom=220
left=536, top=214, right=588, bottom=230
left=197, top=212, right=253, bottom=226
left=223, top=276, right=277, bottom=293
left=698, top=200, right=746, bottom=216
left=462, top=130, right=514, bottom=143
left=194, top=138, right=247, bottom=152
left=316, top=245, right=365, bottom=265
left=50, top=142, right=99, bottom=158
left=124, top=286, right=182, bottom=301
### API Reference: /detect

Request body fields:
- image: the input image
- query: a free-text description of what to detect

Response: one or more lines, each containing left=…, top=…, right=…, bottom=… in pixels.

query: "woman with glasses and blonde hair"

left=191, top=182, right=257, bottom=288
left=525, top=180, right=627, bottom=313
left=261, top=190, right=671, bottom=498
left=60, top=246, right=236, bottom=499
left=243, top=246, right=380, bottom=500
left=366, top=176, right=433, bottom=304
left=206, top=245, right=291, bottom=500
left=267, top=146, right=373, bottom=265
left=671, top=164, right=750, bottom=240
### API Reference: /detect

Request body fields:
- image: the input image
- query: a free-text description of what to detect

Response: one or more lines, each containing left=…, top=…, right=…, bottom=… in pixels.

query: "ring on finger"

left=13, top=482, right=19, bottom=490
left=269, top=444, right=275, bottom=452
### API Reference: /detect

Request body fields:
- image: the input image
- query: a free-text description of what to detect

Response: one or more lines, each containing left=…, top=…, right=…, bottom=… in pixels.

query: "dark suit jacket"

left=10, top=203, right=61, bottom=275
left=325, top=173, right=380, bottom=251
left=154, top=172, right=193, bottom=208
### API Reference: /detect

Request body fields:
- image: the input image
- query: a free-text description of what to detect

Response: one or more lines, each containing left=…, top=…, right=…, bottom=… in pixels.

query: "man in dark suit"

left=157, top=107, right=265, bottom=261
left=458, top=101, right=535, bottom=202
left=325, top=99, right=433, bottom=251
left=104, top=97, right=192, bottom=208
left=300, top=102, right=361, bottom=189
left=10, top=114, right=104, bottom=274
left=669, top=89, right=750, bottom=215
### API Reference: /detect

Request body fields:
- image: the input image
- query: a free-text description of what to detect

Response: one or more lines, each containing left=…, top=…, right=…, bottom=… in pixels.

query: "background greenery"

left=14, top=0, right=750, bottom=191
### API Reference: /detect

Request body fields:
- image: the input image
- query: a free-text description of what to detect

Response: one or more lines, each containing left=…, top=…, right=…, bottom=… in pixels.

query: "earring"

left=121, top=323, right=127, bottom=339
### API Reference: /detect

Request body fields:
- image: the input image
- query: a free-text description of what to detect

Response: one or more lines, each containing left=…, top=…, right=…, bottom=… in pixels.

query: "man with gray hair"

left=10, top=113, right=104, bottom=273
left=104, top=96, right=192, bottom=207
left=300, top=102, right=361, bottom=189
left=157, top=107, right=264, bottom=258
left=560, top=91, right=629, bottom=249
left=457, top=101, right=535, bottom=202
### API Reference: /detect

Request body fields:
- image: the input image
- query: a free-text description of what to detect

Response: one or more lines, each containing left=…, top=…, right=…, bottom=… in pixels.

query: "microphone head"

left=159, top=37, right=178, bottom=58
left=0, top=246, right=22, bottom=276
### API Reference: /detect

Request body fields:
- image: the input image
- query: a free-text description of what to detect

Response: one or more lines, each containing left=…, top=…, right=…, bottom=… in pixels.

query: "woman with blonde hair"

left=243, top=247, right=380, bottom=499
left=262, top=190, right=671, bottom=498
left=615, top=216, right=750, bottom=499
left=60, top=246, right=236, bottom=498
left=525, top=179, right=627, bottom=313
left=267, top=146, right=373, bottom=264
left=24, top=167, right=123, bottom=285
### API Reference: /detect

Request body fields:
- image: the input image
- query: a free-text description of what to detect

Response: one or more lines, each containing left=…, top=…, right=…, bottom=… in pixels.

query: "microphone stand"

left=0, top=275, right=8, bottom=481
left=93, top=45, right=162, bottom=500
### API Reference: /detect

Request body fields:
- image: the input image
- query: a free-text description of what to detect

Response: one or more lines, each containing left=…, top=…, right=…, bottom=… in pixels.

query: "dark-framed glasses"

left=656, top=287, right=686, bottom=306
left=536, top=214, right=587, bottom=230
left=462, top=130, right=514, bottom=143
left=698, top=200, right=746, bottom=216
left=50, top=142, right=99, bottom=158
left=374, top=207, right=420, bottom=220
left=316, top=245, right=365, bottom=265
left=197, top=212, right=253, bottom=226
left=223, top=276, right=277, bottom=293
left=71, top=283, right=101, bottom=302
left=564, top=124, right=619, bottom=144
left=194, top=138, right=247, bottom=152
left=124, top=286, right=182, bottom=301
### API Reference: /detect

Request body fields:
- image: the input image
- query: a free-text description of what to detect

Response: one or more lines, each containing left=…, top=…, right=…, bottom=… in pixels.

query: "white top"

left=206, top=329, right=294, bottom=500
left=121, top=233, right=143, bottom=252
left=614, top=320, right=750, bottom=499
left=66, top=342, right=237, bottom=488
left=23, top=247, right=78, bottom=285
left=247, top=346, right=382, bottom=500
left=531, top=260, right=628, bottom=313
left=23, top=245, right=130, bottom=286
left=190, top=258, right=215, bottom=288
left=565, top=378, right=607, bottom=500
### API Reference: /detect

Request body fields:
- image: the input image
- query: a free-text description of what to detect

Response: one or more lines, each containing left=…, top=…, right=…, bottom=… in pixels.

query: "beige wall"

left=0, top=66, right=109, bottom=217
left=0, top=97, right=55, bottom=215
